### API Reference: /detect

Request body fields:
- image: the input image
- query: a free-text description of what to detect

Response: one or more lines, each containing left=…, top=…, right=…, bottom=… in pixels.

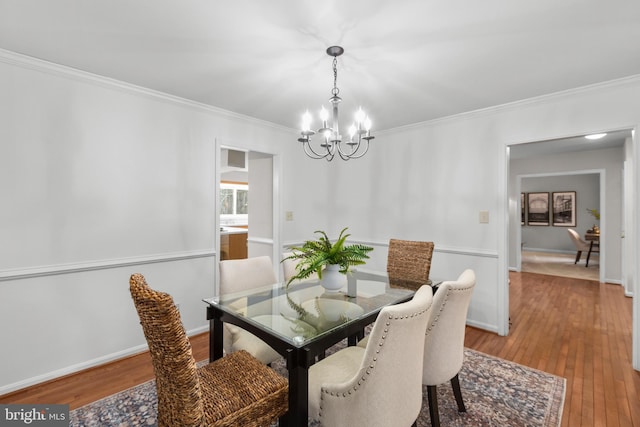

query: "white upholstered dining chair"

left=219, top=256, right=281, bottom=364
left=307, top=285, right=434, bottom=427
left=422, top=269, right=476, bottom=427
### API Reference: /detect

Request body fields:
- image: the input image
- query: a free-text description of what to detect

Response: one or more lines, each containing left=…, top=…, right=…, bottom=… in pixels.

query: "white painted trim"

left=0, top=250, right=215, bottom=282
left=380, top=74, right=640, bottom=134
left=283, top=239, right=498, bottom=259
left=0, top=325, right=209, bottom=395
left=498, top=143, right=510, bottom=336
left=466, top=319, right=498, bottom=334
left=632, top=126, right=640, bottom=371
left=0, top=48, right=291, bottom=133
left=248, top=237, right=275, bottom=245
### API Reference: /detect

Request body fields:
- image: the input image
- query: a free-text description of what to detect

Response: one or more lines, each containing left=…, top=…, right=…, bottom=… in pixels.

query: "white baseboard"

left=466, top=319, right=499, bottom=335
left=0, top=325, right=209, bottom=395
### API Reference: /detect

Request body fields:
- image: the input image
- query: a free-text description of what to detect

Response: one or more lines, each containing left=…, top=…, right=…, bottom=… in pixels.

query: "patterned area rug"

left=70, top=347, right=565, bottom=427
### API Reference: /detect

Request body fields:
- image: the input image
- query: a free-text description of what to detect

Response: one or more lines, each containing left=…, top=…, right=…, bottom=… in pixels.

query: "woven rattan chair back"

left=130, top=273, right=205, bottom=426
left=387, top=239, right=435, bottom=291
left=129, top=273, right=288, bottom=427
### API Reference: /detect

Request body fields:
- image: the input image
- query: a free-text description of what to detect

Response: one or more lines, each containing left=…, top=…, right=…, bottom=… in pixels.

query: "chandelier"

left=297, top=46, right=374, bottom=161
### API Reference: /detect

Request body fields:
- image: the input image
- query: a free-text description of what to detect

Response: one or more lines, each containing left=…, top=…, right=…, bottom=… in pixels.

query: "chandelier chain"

left=332, top=56, right=339, bottom=97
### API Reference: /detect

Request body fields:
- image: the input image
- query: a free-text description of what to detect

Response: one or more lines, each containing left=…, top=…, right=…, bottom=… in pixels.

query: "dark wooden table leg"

left=282, top=347, right=311, bottom=427
left=206, top=306, right=224, bottom=361
left=348, top=329, right=365, bottom=346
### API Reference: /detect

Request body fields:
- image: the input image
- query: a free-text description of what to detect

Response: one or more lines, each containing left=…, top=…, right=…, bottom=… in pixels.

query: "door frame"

left=502, top=126, right=639, bottom=370
left=214, top=139, right=282, bottom=296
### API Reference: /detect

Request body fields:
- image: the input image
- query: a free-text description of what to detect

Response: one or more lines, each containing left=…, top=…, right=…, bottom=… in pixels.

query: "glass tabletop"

left=203, top=271, right=414, bottom=347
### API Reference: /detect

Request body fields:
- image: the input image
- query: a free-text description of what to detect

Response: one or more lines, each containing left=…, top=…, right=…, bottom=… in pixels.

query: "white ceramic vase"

left=321, top=264, right=347, bottom=292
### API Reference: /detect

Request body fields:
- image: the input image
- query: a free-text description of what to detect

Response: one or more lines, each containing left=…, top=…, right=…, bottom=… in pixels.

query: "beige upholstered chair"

left=219, top=256, right=281, bottom=364
left=422, top=269, right=476, bottom=427
left=387, top=239, right=435, bottom=291
left=129, top=273, right=288, bottom=427
left=567, top=228, right=599, bottom=267
left=308, top=285, right=434, bottom=427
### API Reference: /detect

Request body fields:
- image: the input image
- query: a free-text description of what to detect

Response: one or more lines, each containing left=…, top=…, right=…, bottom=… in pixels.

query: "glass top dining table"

left=203, top=270, right=418, bottom=426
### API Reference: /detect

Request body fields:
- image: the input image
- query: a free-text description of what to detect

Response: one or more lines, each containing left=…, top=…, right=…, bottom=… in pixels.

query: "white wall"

left=0, top=51, right=294, bottom=393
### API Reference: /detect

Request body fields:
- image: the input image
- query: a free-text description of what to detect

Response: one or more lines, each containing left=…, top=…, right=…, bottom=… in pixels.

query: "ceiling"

left=2, top=0, right=640, bottom=135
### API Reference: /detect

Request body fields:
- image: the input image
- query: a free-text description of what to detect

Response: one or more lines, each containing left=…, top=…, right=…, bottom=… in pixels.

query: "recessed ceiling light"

left=585, top=133, right=607, bottom=140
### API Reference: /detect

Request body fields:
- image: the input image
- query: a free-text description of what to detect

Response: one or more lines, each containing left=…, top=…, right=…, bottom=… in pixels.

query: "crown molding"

left=379, top=73, right=640, bottom=135
left=0, top=48, right=292, bottom=133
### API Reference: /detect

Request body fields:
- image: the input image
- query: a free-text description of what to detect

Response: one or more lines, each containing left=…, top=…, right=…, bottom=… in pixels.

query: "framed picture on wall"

left=552, top=191, right=576, bottom=226
left=527, top=192, right=550, bottom=226
left=521, top=193, right=526, bottom=225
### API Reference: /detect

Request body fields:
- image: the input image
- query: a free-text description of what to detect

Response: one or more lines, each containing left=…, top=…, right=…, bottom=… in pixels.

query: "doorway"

left=504, top=128, right=637, bottom=369
left=215, top=142, right=281, bottom=295
left=508, top=129, right=632, bottom=286
left=516, top=171, right=603, bottom=282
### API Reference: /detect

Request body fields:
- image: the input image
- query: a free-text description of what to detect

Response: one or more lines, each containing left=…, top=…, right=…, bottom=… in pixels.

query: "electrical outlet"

left=479, top=210, right=490, bottom=224
left=285, top=211, right=294, bottom=221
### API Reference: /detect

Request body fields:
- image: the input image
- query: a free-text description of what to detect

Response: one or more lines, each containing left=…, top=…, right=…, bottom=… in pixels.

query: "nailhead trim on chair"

left=319, top=304, right=432, bottom=418
left=426, top=286, right=471, bottom=333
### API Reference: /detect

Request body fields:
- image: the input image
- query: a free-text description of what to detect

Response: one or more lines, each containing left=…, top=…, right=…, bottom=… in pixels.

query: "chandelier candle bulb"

left=320, top=106, right=329, bottom=127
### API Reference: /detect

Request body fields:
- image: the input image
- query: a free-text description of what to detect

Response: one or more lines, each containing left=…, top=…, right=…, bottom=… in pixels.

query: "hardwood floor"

left=466, top=272, right=639, bottom=427
left=1, top=271, right=638, bottom=426
left=0, top=333, right=210, bottom=410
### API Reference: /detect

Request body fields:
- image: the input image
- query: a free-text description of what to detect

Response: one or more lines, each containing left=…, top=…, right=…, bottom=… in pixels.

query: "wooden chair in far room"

left=129, top=273, right=288, bottom=427
left=219, top=256, right=282, bottom=364
left=422, top=269, right=476, bottom=427
left=307, top=285, right=434, bottom=427
left=387, top=239, right=435, bottom=291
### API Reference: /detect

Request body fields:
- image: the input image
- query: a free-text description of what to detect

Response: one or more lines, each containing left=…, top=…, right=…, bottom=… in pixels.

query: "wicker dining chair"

left=129, top=273, right=288, bottom=427
left=387, top=239, right=435, bottom=291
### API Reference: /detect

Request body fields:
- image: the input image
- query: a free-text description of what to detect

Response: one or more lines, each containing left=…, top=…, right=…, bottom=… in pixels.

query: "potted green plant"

left=282, top=227, right=373, bottom=291
left=586, top=208, right=600, bottom=234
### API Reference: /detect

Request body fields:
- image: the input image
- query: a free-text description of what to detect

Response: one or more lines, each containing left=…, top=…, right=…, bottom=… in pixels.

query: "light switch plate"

left=285, top=211, right=294, bottom=221
left=479, top=210, right=489, bottom=223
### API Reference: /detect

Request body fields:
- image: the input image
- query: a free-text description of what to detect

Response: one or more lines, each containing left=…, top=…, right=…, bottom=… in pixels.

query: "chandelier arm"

left=335, top=138, right=360, bottom=158
left=302, top=142, right=329, bottom=160
left=302, top=139, right=335, bottom=160
left=337, top=139, right=371, bottom=160
left=345, top=140, right=370, bottom=159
